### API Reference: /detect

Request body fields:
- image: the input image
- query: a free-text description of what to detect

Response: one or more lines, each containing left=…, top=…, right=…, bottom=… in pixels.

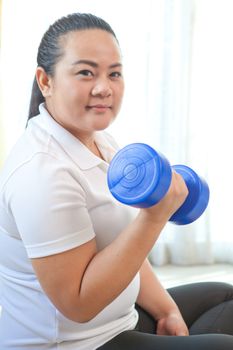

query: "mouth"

left=86, top=104, right=112, bottom=112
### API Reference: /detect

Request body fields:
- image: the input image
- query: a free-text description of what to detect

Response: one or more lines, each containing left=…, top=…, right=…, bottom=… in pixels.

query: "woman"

left=0, top=12, right=233, bottom=350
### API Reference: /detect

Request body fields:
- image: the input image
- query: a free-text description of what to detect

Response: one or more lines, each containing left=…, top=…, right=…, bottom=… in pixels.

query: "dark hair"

left=27, top=13, right=117, bottom=123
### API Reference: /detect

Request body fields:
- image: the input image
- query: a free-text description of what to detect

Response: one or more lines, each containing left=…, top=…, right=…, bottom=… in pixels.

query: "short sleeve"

left=7, top=153, right=95, bottom=258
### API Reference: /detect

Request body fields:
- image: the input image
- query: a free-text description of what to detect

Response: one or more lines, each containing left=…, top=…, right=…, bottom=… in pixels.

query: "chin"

left=94, top=124, right=111, bottom=131
left=93, top=119, right=114, bottom=131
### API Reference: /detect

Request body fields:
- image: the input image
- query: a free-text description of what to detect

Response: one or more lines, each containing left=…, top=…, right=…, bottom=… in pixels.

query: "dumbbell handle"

left=107, top=143, right=210, bottom=225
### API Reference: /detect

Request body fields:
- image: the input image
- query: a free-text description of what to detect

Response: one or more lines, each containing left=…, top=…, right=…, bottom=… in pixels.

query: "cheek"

left=54, top=78, right=87, bottom=100
left=61, top=88, right=88, bottom=112
left=115, top=86, right=124, bottom=108
left=115, top=81, right=124, bottom=98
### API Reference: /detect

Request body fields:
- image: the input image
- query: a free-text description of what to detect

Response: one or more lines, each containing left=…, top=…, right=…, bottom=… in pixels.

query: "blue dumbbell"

left=107, top=143, right=210, bottom=225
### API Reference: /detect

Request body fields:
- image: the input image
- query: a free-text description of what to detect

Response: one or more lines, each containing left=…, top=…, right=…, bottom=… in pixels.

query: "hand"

left=142, top=171, right=189, bottom=224
left=156, top=311, right=189, bottom=336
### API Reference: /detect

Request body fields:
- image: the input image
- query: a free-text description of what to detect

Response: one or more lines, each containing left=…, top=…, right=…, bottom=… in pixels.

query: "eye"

left=110, top=71, right=122, bottom=78
left=77, top=70, right=93, bottom=77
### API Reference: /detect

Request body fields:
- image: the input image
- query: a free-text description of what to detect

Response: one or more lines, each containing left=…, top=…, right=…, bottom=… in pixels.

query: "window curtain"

left=188, top=0, right=233, bottom=265
left=150, top=0, right=233, bottom=266
left=0, top=0, right=5, bottom=168
left=149, top=0, right=214, bottom=266
left=1, top=0, right=233, bottom=265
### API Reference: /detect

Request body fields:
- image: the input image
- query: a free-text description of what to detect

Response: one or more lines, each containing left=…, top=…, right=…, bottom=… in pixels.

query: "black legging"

left=98, top=282, right=233, bottom=350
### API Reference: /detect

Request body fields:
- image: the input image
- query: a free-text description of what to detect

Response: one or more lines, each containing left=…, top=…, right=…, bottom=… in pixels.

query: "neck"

left=78, top=134, right=104, bottom=160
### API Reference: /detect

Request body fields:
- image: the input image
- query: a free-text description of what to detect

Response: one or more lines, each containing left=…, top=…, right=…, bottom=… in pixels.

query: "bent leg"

left=167, top=281, right=233, bottom=334
left=189, top=300, right=233, bottom=335
left=98, top=282, right=233, bottom=349
left=136, top=282, right=233, bottom=335
left=98, top=331, right=233, bottom=350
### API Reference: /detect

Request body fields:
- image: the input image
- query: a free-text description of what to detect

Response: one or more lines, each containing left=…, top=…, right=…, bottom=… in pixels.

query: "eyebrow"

left=71, top=59, right=122, bottom=69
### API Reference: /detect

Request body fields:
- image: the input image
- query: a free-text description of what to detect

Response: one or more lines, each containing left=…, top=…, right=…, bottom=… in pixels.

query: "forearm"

left=136, top=259, right=180, bottom=320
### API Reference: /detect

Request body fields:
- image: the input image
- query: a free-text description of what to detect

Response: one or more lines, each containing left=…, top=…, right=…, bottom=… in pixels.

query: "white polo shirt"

left=0, top=104, right=139, bottom=349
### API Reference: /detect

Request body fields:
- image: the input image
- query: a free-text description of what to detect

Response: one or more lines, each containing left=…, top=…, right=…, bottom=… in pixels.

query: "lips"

left=88, top=104, right=111, bottom=109
left=86, top=104, right=112, bottom=112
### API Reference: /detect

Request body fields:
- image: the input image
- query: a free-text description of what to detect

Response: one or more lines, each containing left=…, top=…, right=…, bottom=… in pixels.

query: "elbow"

left=59, top=305, right=100, bottom=324
left=74, top=314, right=96, bottom=324
left=49, top=288, right=102, bottom=323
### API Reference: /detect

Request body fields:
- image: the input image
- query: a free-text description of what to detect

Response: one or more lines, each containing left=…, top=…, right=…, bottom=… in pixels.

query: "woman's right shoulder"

left=0, top=125, right=80, bottom=193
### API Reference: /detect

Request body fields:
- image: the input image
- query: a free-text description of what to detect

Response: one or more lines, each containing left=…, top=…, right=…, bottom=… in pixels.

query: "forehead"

left=59, top=29, right=122, bottom=63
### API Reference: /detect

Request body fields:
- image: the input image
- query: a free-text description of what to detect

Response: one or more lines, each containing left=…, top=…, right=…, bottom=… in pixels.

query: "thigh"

left=190, top=300, right=233, bottom=335
left=97, top=331, right=233, bottom=350
left=98, top=282, right=233, bottom=349
left=135, top=282, right=233, bottom=335
left=167, top=281, right=233, bottom=329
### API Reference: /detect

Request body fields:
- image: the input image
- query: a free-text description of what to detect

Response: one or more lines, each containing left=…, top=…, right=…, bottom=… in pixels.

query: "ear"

left=36, top=67, right=53, bottom=97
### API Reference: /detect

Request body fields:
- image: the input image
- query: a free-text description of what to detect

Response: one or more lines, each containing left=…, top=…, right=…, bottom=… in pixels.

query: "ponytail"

left=27, top=77, right=45, bottom=126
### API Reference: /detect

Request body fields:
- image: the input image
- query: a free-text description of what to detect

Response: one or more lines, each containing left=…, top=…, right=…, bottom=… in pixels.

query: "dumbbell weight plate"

left=107, top=143, right=172, bottom=208
left=170, top=165, right=210, bottom=225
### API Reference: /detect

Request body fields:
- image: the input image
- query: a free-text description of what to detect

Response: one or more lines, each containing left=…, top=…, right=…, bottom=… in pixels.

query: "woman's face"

left=41, top=29, right=124, bottom=139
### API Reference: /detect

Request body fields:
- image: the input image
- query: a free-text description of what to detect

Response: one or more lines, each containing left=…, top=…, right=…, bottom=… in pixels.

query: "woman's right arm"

left=31, top=171, right=188, bottom=323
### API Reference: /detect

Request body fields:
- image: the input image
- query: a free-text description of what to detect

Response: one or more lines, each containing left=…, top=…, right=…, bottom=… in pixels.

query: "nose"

left=91, top=78, right=112, bottom=97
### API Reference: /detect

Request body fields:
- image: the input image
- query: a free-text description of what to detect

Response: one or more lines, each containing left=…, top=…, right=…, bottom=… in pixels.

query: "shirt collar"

left=34, top=103, right=116, bottom=170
